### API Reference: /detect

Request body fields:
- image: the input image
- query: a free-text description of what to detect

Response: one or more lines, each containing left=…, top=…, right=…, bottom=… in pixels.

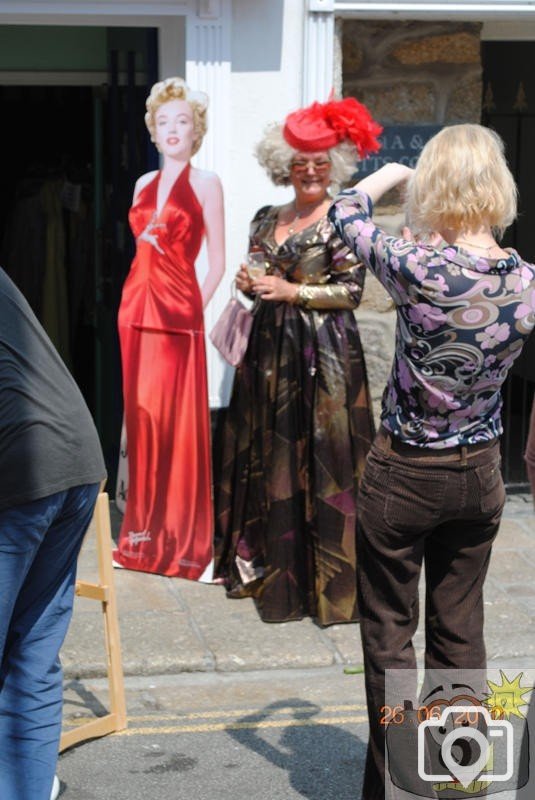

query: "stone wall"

left=342, top=20, right=482, bottom=125
left=339, top=20, right=483, bottom=423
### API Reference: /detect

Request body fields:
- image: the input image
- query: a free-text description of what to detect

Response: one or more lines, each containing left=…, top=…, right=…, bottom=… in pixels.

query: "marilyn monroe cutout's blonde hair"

left=145, top=77, right=208, bottom=157
left=255, top=122, right=358, bottom=192
left=406, top=123, right=517, bottom=239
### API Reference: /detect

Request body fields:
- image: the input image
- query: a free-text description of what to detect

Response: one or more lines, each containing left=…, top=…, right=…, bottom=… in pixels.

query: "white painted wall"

left=228, top=0, right=304, bottom=251
left=204, top=0, right=306, bottom=406
left=334, top=0, right=535, bottom=20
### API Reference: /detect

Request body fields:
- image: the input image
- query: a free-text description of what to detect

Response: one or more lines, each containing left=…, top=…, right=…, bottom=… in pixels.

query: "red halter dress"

left=115, top=165, right=213, bottom=578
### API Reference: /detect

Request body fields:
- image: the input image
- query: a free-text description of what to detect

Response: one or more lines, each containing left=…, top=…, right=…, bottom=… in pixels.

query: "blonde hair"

left=144, top=77, right=208, bottom=157
left=254, top=123, right=358, bottom=192
left=406, top=123, right=517, bottom=238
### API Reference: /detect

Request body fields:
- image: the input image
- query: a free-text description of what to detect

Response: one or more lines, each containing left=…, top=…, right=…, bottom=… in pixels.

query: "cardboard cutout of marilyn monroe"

left=114, top=77, right=225, bottom=580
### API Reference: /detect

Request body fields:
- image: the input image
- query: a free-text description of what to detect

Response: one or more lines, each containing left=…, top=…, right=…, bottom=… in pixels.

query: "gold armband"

left=291, top=285, right=303, bottom=306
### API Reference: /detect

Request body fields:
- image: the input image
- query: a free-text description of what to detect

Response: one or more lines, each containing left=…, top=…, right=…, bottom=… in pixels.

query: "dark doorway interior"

left=482, top=41, right=535, bottom=489
left=0, top=85, right=95, bottom=403
left=0, top=27, right=158, bottom=481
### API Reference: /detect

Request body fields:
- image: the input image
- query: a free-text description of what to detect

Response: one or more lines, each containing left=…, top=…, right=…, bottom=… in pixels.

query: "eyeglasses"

left=290, top=159, right=331, bottom=173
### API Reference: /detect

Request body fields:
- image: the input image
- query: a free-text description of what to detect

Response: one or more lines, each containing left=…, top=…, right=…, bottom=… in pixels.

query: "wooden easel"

left=60, top=492, right=127, bottom=751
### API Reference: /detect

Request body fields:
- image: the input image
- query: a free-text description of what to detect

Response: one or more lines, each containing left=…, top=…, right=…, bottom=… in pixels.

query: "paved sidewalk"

left=62, top=494, right=535, bottom=679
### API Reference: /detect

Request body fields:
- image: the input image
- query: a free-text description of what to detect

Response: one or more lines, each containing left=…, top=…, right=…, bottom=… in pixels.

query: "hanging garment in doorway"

left=1, top=176, right=94, bottom=371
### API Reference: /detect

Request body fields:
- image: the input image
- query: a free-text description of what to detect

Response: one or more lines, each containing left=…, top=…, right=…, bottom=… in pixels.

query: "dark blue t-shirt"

left=0, top=268, right=106, bottom=509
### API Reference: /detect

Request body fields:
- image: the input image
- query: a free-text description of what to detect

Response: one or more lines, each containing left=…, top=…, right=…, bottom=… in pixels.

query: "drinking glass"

left=246, top=251, right=267, bottom=281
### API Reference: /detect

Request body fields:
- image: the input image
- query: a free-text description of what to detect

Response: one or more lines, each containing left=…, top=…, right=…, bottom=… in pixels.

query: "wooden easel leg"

left=60, top=492, right=127, bottom=751
left=94, top=492, right=127, bottom=729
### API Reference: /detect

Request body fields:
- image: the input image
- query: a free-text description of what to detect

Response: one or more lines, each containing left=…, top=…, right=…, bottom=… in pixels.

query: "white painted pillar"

left=185, top=0, right=233, bottom=407
left=185, top=0, right=231, bottom=176
left=302, top=0, right=336, bottom=104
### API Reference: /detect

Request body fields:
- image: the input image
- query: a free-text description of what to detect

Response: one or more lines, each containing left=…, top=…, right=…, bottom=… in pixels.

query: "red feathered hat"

left=283, top=96, right=382, bottom=158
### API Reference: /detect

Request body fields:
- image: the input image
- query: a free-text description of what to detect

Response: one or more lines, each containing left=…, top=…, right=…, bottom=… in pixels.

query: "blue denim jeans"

left=357, top=429, right=505, bottom=800
left=0, top=483, right=100, bottom=800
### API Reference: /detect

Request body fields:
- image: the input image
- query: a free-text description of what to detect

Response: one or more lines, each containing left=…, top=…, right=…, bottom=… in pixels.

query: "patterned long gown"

left=214, top=206, right=375, bottom=625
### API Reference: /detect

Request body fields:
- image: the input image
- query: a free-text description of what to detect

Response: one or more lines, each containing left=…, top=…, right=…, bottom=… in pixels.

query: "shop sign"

left=357, top=124, right=442, bottom=176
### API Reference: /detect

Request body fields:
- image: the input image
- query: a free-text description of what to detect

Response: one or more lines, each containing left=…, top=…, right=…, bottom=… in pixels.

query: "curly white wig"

left=254, top=123, right=359, bottom=191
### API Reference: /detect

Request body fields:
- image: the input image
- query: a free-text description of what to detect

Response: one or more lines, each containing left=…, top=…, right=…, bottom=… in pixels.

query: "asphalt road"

left=58, top=666, right=369, bottom=800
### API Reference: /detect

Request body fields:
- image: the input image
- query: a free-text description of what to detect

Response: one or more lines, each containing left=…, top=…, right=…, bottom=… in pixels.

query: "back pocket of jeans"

left=475, top=461, right=505, bottom=515
left=384, top=466, right=448, bottom=531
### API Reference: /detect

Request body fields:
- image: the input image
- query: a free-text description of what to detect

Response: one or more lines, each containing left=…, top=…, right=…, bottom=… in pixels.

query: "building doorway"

left=482, top=40, right=535, bottom=489
left=0, top=25, right=158, bottom=478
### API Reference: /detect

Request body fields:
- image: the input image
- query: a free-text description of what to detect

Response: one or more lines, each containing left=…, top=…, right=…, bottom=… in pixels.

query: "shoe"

left=50, top=775, right=60, bottom=800
left=226, top=578, right=263, bottom=599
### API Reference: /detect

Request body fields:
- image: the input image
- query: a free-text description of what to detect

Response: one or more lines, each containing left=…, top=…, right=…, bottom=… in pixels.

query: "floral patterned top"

left=329, top=188, right=535, bottom=448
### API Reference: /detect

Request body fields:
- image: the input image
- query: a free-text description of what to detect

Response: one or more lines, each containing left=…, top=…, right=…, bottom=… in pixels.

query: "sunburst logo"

left=483, top=670, right=532, bottom=720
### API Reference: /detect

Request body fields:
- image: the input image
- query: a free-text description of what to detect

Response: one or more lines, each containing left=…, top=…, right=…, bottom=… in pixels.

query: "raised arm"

left=354, top=162, right=413, bottom=205
left=328, top=163, right=429, bottom=298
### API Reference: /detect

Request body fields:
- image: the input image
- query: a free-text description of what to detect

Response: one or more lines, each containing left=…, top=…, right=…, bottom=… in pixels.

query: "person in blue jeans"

left=0, top=267, right=106, bottom=800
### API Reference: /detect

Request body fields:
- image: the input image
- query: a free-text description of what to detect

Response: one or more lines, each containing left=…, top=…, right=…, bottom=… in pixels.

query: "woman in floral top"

left=329, top=124, right=535, bottom=800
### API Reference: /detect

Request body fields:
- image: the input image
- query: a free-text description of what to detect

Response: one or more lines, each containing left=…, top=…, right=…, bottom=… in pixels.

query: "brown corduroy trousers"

left=356, top=429, right=505, bottom=800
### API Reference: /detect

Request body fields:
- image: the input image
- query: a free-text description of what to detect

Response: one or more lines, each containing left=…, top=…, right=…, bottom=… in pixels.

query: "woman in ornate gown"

left=114, top=77, right=225, bottom=578
left=214, top=98, right=381, bottom=625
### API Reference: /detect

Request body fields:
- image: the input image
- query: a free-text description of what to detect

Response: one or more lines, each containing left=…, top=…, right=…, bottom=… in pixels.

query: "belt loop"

left=460, top=445, right=468, bottom=465
left=385, top=433, right=393, bottom=454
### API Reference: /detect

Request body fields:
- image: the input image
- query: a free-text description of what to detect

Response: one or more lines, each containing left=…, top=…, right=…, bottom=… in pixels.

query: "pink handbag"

left=209, top=284, right=253, bottom=367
